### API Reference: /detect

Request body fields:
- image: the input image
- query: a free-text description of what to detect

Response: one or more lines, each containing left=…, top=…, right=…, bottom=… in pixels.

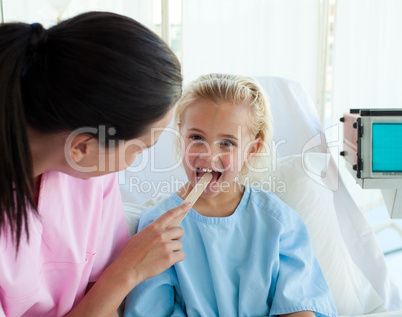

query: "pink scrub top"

left=0, top=171, right=130, bottom=316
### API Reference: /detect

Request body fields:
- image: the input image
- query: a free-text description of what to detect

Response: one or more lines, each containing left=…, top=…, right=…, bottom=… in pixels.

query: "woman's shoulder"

left=45, top=170, right=116, bottom=193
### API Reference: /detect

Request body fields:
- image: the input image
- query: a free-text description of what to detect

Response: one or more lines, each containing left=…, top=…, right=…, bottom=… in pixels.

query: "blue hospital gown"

left=124, top=187, right=337, bottom=317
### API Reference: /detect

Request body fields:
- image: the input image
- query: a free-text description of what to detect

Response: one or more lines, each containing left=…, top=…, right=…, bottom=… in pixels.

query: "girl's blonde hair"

left=174, top=73, right=273, bottom=182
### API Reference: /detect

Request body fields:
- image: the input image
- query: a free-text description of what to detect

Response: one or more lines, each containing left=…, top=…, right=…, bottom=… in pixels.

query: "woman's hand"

left=115, top=202, right=191, bottom=285
left=66, top=202, right=191, bottom=317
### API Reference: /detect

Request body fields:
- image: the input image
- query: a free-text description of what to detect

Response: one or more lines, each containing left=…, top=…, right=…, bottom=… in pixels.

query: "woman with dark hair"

left=0, top=11, right=188, bottom=316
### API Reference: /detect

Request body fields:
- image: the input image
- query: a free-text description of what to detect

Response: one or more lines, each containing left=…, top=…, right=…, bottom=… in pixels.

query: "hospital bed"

left=118, top=76, right=402, bottom=316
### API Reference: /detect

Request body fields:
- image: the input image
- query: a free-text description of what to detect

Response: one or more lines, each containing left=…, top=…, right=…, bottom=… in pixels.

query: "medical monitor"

left=340, top=109, right=402, bottom=218
left=372, top=123, right=402, bottom=173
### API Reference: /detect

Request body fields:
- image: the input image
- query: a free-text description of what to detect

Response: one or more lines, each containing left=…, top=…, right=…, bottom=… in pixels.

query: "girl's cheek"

left=184, top=145, right=199, bottom=164
left=219, top=151, right=237, bottom=171
left=183, top=152, right=196, bottom=172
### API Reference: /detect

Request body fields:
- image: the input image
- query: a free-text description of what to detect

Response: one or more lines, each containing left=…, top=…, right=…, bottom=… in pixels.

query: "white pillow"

left=262, top=153, right=385, bottom=315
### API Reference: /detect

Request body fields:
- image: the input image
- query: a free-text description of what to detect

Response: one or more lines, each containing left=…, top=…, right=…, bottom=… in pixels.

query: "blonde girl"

left=125, top=74, right=337, bottom=317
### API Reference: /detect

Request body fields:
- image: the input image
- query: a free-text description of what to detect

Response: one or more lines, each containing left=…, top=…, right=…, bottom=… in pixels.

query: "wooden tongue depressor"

left=172, top=172, right=213, bottom=227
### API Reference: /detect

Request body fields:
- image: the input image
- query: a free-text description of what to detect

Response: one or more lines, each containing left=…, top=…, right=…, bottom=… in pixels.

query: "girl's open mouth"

left=195, top=167, right=222, bottom=188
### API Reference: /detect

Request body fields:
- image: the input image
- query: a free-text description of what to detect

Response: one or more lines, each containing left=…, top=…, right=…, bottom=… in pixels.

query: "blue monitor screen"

left=372, top=123, right=402, bottom=172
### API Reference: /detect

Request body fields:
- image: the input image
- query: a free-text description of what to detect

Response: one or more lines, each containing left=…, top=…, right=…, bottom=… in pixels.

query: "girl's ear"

left=177, top=122, right=182, bottom=132
left=245, top=138, right=262, bottom=163
left=68, top=134, right=98, bottom=163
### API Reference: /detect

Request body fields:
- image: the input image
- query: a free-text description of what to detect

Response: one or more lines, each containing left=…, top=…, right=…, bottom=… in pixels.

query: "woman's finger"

left=170, top=250, right=185, bottom=263
left=161, top=226, right=185, bottom=241
left=153, top=203, right=192, bottom=229
left=167, top=239, right=183, bottom=252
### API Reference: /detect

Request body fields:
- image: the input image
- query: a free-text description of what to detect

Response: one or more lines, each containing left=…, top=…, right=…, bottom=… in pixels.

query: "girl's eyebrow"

left=188, top=128, right=204, bottom=134
left=219, top=134, right=238, bottom=141
left=188, top=128, right=238, bottom=140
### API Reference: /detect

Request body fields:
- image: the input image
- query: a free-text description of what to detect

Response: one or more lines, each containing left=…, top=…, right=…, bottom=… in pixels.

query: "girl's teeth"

left=202, top=168, right=212, bottom=172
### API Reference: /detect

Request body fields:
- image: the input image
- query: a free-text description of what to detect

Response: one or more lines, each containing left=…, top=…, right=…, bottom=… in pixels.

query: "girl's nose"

left=199, top=143, right=221, bottom=164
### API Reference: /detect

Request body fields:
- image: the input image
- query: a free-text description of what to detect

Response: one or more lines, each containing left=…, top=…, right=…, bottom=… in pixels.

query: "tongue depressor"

left=171, top=172, right=213, bottom=227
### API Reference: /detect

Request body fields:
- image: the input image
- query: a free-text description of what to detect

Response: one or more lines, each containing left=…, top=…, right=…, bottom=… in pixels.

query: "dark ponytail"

left=0, top=12, right=182, bottom=249
left=0, top=22, right=37, bottom=250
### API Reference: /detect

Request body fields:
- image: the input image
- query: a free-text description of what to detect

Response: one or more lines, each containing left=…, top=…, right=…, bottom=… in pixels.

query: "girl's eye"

left=189, top=134, right=204, bottom=141
left=220, top=139, right=235, bottom=147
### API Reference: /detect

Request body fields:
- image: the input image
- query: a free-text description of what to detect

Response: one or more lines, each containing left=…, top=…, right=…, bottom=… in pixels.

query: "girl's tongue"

left=196, top=168, right=221, bottom=187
